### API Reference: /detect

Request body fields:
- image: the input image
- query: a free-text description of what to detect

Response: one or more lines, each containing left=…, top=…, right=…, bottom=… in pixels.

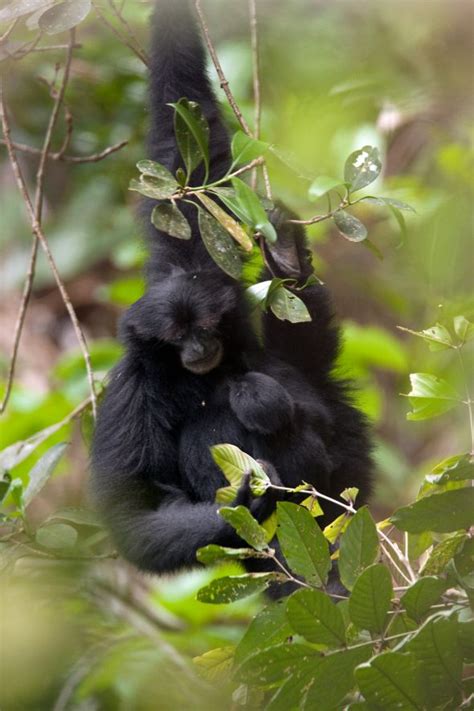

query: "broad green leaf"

left=193, top=646, right=234, bottom=682
left=323, top=513, right=350, bottom=544
left=276, top=502, right=331, bottom=587
left=404, top=372, right=461, bottom=421
left=220, top=506, right=268, bottom=550
left=356, top=652, right=426, bottom=710
left=339, top=507, right=379, bottom=590
left=407, top=531, right=433, bottom=561
left=136, top=160, right=175, bottom=180
left=391, top=487, right=474, bottom=533
left=234, top=601, right=292, bottom=666
left=425, top=453, right=474, bottom=484
left=308, top=176, right=344, bottom=201
left=196, top=193, right=253, bottom=251
left=0, top=0, right=52, bottom=22
left=23, top=443, right=67, bottom=507
left=239, top=642, right=319, bottom=684
left=151, top=203, right=191, bottom=240
left=333, top=210, right=368, bottom=242
left=269, top=286, right=312, bottom=323
left=303, top=646, right=372, bottom=711
left=231, top=178, right=277, bottom=243
left=196, top=573, right=279, bottom=603
left=196, top=544, right=258, bottom=565
left=459, top=617, right=474, bottom=661
left=421, top=531, right=466, bottom=575
left=344, top=146, right=382, bottom=192
left=129, top=174, right=178, bottom=200
left=36, top=522, right=78, bottom=550
left=215, top=485, right=238, bottom=505
left=231, top=131, right=269, bottom=165
left=349, top=564, right=392, bottom=634
left=198, top=209, right=242, bottom=279
left=403, top=616, right=463, bottom=706
left=401, top=577, right=447, bottom=622
left=286, top=588, right=346, bottom=646
left=266, top=673, right=311, bottom=711
left=38, top=0, right=91, bottom=34
left=398, top=323, right=453, bottom=351
left=211, top=444, right=266, bottom=486
left=169, top=98, right=210, bottom=180
left=454, top=315, right=474, bottom=343
left=46, top=507, right=101, bottom=528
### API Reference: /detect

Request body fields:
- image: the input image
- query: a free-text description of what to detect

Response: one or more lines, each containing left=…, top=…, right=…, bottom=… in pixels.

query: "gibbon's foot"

left=264, top=202, right=314, bottom=282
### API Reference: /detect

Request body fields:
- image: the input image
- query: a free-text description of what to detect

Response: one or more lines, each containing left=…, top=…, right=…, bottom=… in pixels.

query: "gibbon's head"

left=124, top=270, right=239, bottom=374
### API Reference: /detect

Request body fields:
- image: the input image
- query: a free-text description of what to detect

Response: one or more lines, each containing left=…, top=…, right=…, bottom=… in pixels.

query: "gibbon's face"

left=147, top=270, right=237, bottom=374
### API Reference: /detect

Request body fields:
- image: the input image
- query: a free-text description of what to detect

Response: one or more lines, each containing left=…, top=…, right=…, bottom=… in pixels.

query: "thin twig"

left=106, top=0, right=149, bottom=65
left=0, top=18, right=19, bottom=43
left=249, top=0, right=261, bottom=140
left=0, top=70, right=98, bottom=419
left=0, top=138, right=128, bottom=163
left=93, top=2, right=149, bottom=67
left=194, top=0, right=251, bottom=135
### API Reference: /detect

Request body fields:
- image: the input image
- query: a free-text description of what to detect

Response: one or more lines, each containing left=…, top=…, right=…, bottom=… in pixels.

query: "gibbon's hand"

left=232, top=461, right=282, bottom=524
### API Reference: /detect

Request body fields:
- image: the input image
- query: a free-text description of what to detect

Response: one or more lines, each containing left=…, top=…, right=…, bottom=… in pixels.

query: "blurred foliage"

left=0, top=0, right=473, bottom=708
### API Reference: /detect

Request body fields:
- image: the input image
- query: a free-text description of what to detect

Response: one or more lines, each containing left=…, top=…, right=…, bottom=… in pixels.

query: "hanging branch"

left=93, top=1, right=150, bottom=67
left=0, top=35, right=98, bottom=418
left=0, top=138, right=128, bottom=163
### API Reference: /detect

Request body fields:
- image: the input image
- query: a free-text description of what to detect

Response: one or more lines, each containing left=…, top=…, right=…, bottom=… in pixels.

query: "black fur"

left=91, top=0, right=373, bottom=583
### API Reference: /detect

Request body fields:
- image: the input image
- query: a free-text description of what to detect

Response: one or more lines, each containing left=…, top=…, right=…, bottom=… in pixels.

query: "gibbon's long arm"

left=147, top=0, right=231, bottom=183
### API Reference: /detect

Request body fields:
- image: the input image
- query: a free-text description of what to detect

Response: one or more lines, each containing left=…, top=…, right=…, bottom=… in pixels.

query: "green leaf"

left=303, top=646, right=372, bottom=711
left=46, top=507, right=101, bottom=528
left=102, top=277, right=145, bottom=307
left=391, top=487, right=474, bottom=533
left=0, top=0, right=52, bottom=22
left=0, top=474, right=11, bottom=503
left=196, top=544, right=258, bottom=565
left=403, top=616, right=463, bottom=706
left=234, top=601, right=292, bottom=666
left=276, top=502, right=331, bottom=587
left=196, top=573, right=279, bottom=603
left=231, top=178, right=277, bottom=243
left=36, top=522, right=78, bottom=551
left=426, top=453, right=474, bottom=484
left=348, top=564, right=392, bottom=634
left=333, top=210, right=368, bottom=242
left=454, top=315, right=474, bottom=344
left=421, top=531, right=467, bottom=575
left=169, top=98, right=210, bottom=181
left=211, top=444, right=265, bottom=486
left=300, top=495, right=324, bottom=518
left=129, top=175, right=178, bottom=200
left=308, top=176, right=344, bottom=201
left=196, top=193, right=253, bottom=251
left=344, top=146, right=382, bottom=192
left=401, top=577, right=447, bottom=622
left=404, top=372, right=461, bottom=421
left=339, top=507, right=379, bottom=590
left=231, top=131, right=269, bottom=165
left=398, top=323, right=454, bottom=351
left=286, top=588, right=346, bottom=646
left=239, top=642, right=319, bottom=685
left=364, top=196, right=416, bottom=212
left=23, top=443, right=67, bottom=507
left=193, top=646, right=234, bottom=682
left=269, top=286, right=312, bottom=323
left=198, top=208, right=242, bottom=279
left=323, top=513, right=350, bottom=544
left=38, top=0, right=91, bottom=34
left=356, top=652, right=426, bottom=710
left=341, top=487, right=360, bottom=504
left=220, top=506, right=268, bottom=550
left=151, top=203, right=191, bottom=240
left=136, top=160, right=175, bottom=180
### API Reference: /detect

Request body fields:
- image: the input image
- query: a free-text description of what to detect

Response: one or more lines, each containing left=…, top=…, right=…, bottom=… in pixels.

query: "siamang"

left=91, top=0, right=373, bottom=583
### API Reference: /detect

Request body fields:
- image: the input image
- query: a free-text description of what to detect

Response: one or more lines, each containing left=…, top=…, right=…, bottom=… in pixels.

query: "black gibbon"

left=91, top=0, right=373, bottom=585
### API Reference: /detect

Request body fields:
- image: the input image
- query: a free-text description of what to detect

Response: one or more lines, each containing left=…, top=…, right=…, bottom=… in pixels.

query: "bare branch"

left=249, top=0, right=261, bottom=141
left=0, top=39, right=98, bottom=418
left=93, top=2, right=149, bottom=67
left=0, top=138, right=128, bottom=163
left=106, top=0, right=149, bottom=65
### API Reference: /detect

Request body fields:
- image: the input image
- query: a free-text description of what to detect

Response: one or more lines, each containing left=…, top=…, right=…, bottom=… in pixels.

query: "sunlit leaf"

left=211, top=443, right=266, bottom=486
left=404, top=372, right=460, bottom=421
left=333, top=210, right=368, bottom=242
left=198, top=209, right=242, bottom=279
left=197, top=193, right=253, bottom=251
left=38, top=0, right=91, bottom=34
left=323, top=513, right=350, bottom=544
left=151, top=203, right=191, bottom=240
left=425, top=453, right=474, bottom=484
left=344, top=146, right=382, bottom=192
left=193, top=646, right=234, bottom=682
